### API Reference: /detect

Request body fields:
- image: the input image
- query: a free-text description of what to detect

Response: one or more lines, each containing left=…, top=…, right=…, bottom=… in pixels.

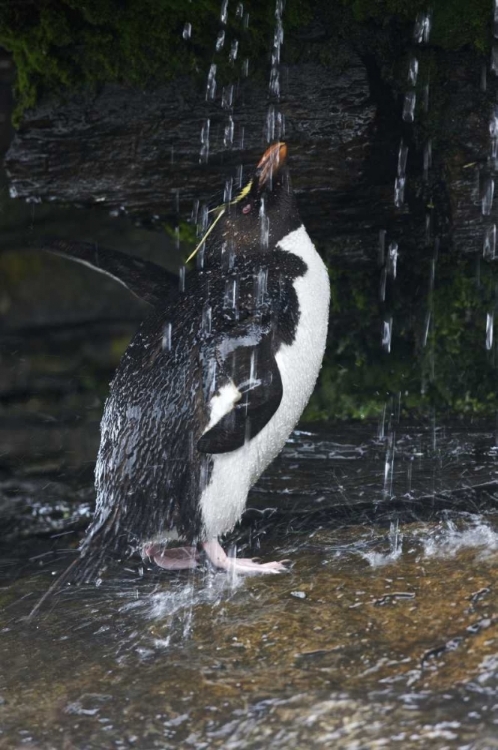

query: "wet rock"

left=5, top=47, right=375, bottom=258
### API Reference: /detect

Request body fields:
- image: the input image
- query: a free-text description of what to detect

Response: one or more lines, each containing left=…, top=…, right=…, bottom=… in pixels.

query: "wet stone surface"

left=1, top=425, right=498, bottom=749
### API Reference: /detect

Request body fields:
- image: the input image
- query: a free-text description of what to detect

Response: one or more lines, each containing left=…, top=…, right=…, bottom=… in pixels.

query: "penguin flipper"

left=197, top=334, right=283, bottom=454
left=35, top=237, right=179, bottom=306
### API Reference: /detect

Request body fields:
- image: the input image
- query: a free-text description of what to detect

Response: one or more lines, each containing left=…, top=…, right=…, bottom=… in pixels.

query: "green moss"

left=0, top=0, right=312, bottom=125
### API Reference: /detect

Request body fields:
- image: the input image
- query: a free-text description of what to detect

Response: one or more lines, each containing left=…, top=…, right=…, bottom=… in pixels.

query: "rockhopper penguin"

left=40, top=142, right=330, bottom=579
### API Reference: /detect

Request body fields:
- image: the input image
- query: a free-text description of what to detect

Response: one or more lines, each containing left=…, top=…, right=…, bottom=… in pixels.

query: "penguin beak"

left=256, top=142, right=287, bottom=189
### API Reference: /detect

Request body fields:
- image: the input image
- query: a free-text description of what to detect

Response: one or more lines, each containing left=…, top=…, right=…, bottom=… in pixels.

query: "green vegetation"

left=305, top=253, right=498, bottom=421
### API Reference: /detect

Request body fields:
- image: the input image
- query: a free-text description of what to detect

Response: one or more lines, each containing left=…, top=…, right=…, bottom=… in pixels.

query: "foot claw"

left=202, top=540, right=289, bottom=576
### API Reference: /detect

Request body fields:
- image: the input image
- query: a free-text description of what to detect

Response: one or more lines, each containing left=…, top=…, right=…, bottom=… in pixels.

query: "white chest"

left=200, top=225, right=330, bottom=540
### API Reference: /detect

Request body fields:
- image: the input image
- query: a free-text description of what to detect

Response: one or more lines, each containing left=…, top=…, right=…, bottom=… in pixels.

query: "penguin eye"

left=242, top=203, right=251, bottom=214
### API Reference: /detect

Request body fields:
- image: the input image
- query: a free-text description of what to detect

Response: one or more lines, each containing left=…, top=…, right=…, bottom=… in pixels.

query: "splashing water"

left=362, top=521, right=403, bottom=567
left=182, top=22, right=192, bottom=40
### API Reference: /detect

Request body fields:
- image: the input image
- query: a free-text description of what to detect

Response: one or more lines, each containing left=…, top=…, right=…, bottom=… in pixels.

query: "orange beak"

left=256, top=142, right=287, bottom=187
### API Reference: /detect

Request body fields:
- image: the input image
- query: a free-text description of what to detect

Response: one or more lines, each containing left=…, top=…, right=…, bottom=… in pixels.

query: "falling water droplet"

left=242, top=58, right=249, bottom=77
left=266, top=104, right=276, bottom=143
left=236, top=164, right=244, bottom=188
left=224, top=277, right=239, bottom=312
left=422, top=82, right=430, bottom=112
left=221, top=84, right=234, bottom=110
left=402, top=91, right=416, bottom=122
left=254, top=267, right=268, bottom=307
left=377, top=403, right=386, bottom=440
left=224, top=177, right=233, bottom=203
left=179, top=266, right=186, bottom=293
left=182, top=22, right=192, bottom=40
left=423, top=139, right=432, bottom=181
left=174, top=226, right=180, bottom=251
left=236, top=2, right=243, bottom=18
left=378, top=229, right=386, bottom=265
left=494, top=0, right=498, bottom=38
left=200, top=119, right=210, bottom=163
left=199, top=203, right=209, bottom=235
left=206, top=64, right=217, bottom=101
left=249, top=350, right=258, bottom=384
left=191, top=199, right=200, bottom=225
left=394, top=141, right=408, bottom=207
left=162, top=322, right=172, bottom=351
left=388, top=241, right=398, bottom=279
left=423, top=311, right=431, bottom=347
left=259, top=198, right=270, bottom=250
left=482, top=176, right=495, bottom=216
left=202, top=303, right=212, bottom=334
left=243, top=12, right=249, bottom=29
left=407, top=56, right=419, bottom=85
left=492, top=46, right=498, bottom=75
left=394, top=176, right=406, bottom=208
left=484, top=225, right=497, bottom=259
left=481, top=64, right=488, bottom=92
left=229, top=39, right=239, bottom=64
left=216, top=30, right=225, bottom=51
left=490, top=107, right=498, bottom=159
left=382, top=317, right=393, bottom=353
left=379, top=268, right=387, bottom=302
left=196, top=244, right=205, bottom=270
left=220, top=0, right=229, bottom=24
left=486, top=312, right=494, bottom=350
left=223, top=115, right=234, bottom=147
left=414, top=11, right=432, bottom=44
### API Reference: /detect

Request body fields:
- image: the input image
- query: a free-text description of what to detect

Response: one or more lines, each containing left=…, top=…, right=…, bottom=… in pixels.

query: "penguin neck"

left=202, top=191, right=302, bottom=267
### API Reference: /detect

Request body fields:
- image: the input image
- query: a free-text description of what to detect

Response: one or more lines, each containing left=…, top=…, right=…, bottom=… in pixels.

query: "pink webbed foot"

left=202, top=539, right=289, bottom=575
left=143, top=544, right=199, bottom=570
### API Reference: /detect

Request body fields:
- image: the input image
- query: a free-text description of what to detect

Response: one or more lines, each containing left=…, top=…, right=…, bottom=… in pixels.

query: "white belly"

left=200, top=225, right=330, bottom=540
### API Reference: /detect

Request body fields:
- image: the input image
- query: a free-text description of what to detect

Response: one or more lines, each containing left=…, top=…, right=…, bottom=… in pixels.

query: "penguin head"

left=190, top=143, right=301, bottom=265
left=222, top=142, right=300, bottom=254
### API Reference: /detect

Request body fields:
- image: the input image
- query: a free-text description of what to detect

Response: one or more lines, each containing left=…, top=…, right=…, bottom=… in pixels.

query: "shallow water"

left=1, top=424, right=498, bottom=749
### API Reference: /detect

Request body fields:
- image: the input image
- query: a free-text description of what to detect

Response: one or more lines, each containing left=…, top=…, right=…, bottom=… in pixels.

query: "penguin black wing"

left=35, top=237, right=178, bottom=307
left=197, top=322, right=283, bottom=454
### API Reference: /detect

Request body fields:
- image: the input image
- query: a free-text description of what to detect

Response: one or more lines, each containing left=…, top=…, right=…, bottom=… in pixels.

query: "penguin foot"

left=144, top=544, right=199, bottom=570
left=202, top=539, right=288, bottom=575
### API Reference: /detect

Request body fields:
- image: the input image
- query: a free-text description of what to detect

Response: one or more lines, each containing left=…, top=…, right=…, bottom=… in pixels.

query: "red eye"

left=242, top=203, right=251, bottom=214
